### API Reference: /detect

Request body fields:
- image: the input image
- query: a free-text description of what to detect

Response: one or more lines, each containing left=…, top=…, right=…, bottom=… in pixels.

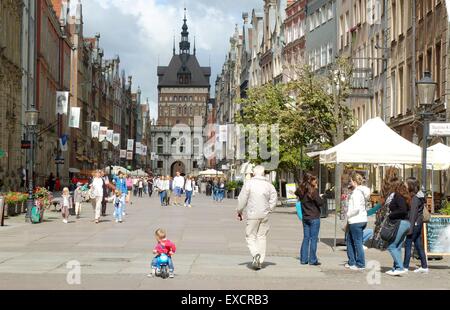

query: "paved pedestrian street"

left=0, top=194, right=449, bottom=290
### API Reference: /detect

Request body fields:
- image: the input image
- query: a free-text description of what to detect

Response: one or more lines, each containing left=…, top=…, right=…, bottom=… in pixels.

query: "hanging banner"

left=135, top=142, right=142, bottom=155
left=56, top=91, right=69, bottom=115
left=126, top=151, right=133, bottom=160
left=69, top=107, right=81, bottom=128
left=142, top=145, right=147, bottom=156
left=112, top=133, right=120, bottom=147
left=91, top=122, right=100, bottom=139
left=120, top=150, right=127, bottom=158
left=99, top=126, right=108, bottom=141
left=150, top=152, right=156, bottom=160
left=106, top=130, right=114, bottom=143
left=127, top=139, right=134, bottom=151
left=219, top=125, right=228, bottom=142
left=59, top=134, right=69, bottom=152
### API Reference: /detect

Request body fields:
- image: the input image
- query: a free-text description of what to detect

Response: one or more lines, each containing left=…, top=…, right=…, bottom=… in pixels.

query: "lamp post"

left=416, top=71, right=437, bottom=194
left=25, top=107, right=39, bottom=222
left=102, top=139, right=109, bottom=169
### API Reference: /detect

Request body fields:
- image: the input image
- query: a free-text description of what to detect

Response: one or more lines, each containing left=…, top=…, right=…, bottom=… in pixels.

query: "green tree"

left=236, top=58, right=354, bottom=183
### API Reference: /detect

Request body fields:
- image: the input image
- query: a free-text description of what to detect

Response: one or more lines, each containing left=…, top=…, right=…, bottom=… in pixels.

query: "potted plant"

left=34, top=187, right=53, bottom=222
left=226, top=181, right=238, bottom=199
left=235, top=180, right=244, bottom=196
left=4, top=192, right=20, bottom=216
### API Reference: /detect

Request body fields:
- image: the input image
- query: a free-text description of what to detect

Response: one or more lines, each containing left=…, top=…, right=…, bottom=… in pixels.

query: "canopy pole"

left=431, top=166, right=434, bottom=213
left=333, top=163, right=342, bottom=251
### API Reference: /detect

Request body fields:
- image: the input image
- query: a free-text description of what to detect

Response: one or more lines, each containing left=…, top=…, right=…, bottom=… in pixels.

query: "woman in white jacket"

left=345, top=173, right=370, bottom=270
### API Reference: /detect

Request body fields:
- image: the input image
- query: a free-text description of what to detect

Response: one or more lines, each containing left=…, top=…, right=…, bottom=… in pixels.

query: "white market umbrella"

left=198, top=169, right=224, bottom=176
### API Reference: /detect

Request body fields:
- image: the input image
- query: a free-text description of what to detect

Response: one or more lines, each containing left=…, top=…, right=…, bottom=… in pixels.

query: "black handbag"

left=380, top=217, right=400, bottom=243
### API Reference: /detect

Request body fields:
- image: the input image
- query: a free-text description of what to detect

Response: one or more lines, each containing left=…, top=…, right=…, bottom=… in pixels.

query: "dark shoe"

left=310, top=262, right=321, bottom=266
left=300, top=262, right=308, bottom=265
left=252, top=254, right=261, bottom=270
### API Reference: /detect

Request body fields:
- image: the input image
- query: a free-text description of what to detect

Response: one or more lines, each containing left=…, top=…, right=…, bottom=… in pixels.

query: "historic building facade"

left=151, top=11, right=211, bottom=176
left=0, top=1, right=24, bottom=191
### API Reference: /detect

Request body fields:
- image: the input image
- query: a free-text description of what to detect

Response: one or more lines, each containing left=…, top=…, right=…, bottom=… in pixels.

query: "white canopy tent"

left=130, top=169, right=148, bottom=177
left=106, top=166, right=130, bottom=175
left=320, top=117, right=422, bottom=165
left=198, top=169, right=224, bottom=177
left=427, top=143, right=450, bottom=170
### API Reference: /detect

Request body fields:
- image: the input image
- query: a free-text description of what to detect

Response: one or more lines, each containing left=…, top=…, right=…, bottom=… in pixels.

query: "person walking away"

left=90, top=170, right=104, bottom=224
left=148, top=177, right=154, bottom=197
left=173, top=171, right=185, bottom=206
left=403, top=177, right=428, bottom=273
left=345, top=173, right=369, bottom=271
left=113, top=171, right=129, bottom=217
left=47, top=173, right=56, bottom=192
left=237, top=166, right=278, bottom=270
left=212, top=178, right=219, bottom=202
left=384, top=178, right=411, bottom=276
left=73, top=182, right=83, bottom=219
left=148, top=228, right=177, bottom=278
left=133, top=177, right=138, bottom=197
left=55, top=177, right=61, bottom=192
left=138, top=178, right=144, bottom=197
left=143, top=178, right=148, bottom=196
left=61, top=187, right=73, bottom=224
left=112, top=190, right=125, bottom=223
left=100, top=170, right=108, bottom=216
left=184, top=176, right=194, bottom=208
left=165, top=176, right=173, bottom=206
left=295, top=173, right=324, bottom=266
left=218, top=179, right=225, bottom=202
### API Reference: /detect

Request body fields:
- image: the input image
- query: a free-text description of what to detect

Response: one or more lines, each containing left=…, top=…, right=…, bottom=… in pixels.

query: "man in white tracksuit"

left=237, top=165, right=278, bottom=270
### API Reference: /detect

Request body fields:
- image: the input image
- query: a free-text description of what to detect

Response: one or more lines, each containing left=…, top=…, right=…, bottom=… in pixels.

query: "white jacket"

left=237, top=176, right=278, bottom=220
left=347, top=185, right=370, bottom=224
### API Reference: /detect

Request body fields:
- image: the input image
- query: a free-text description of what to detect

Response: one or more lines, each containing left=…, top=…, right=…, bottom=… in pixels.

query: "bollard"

left=0, top=196, right=5, bottom=227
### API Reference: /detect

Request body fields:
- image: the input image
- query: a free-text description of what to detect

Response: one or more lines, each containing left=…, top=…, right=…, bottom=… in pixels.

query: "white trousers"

left=75, top=202, right=81, bottom=215
left=91, top=196, right=102, bottom=220
left=245, top=216, right=270, bottom=263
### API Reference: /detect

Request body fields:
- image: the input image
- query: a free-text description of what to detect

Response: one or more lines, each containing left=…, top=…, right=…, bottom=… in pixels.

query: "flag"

left=56, top=91, right=69, bottom=115
left=219, top=125, right=228, bottom=142
left=142, top=145, right=147, bottom=156
left=120, top=150, right=127, bottom=158
left=91, top=122, right=100, bottom=139
left=126, top=151, right=133, bottom=160
left=106, top=130, right=114, bottom=143
left=112, top=133, right=120, bottom=147
left=59, top=134, right=69, bottom=152
left=69, top=107, right=80, bottom=128
left=99, top=127, right=108, bottom=141
left=127, top=139, right=134, bottom=151
left=135, top=142, right=142, bottom=155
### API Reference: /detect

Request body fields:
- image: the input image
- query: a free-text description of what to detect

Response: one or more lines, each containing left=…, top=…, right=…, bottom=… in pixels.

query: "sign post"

left=429, top=123, right=450, bottom=136
left=424, top=215, right=450, bottom=257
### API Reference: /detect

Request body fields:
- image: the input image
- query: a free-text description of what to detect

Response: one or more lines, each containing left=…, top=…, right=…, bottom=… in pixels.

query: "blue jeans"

left=151, top=256, right=174, bottom=272
left=159, top=191, right=166, bottom=205
left=185, top=190, right=193, bottom=205
left=387, top=220, right=411, bottom=271
left=300, top=218, right=321, bottom=264
left=404, top=223, right=428, bottom=269
left=212, top=188, right=218, bottom=201
left=347, top=222, right=367, bottom=268
left=113, top=205, right=123, bottom=221
left=121, top=193, right=127, bottom=214
left=363, top=228, right=373, bottom=245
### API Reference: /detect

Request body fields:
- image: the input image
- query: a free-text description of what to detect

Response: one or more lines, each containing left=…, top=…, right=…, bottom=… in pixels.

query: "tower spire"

left=173, top=35, right=176, bottom=55
left=194, top=36, right=196, bottom=55
left=179, top=7, right=190, bottom=54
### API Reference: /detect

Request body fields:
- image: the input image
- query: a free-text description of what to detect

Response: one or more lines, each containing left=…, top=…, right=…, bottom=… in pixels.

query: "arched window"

left=171, top=137, right=177, bottom=153
left=180, top=138, right=185, bottom=153
left=190, top=107, right=193, bottom=115
left=174, top=96, right=177, bottom=101
left=184, top=107, right=187, bottom=115
left=184, top=96, right=188, bottom=101
left=193, top=138, right=200, bottom=156
left=157, top=137, right=164, bottom=154
left=178, top=107, right=181, bottom=115
left=189, top=96, right=192, bottom=101
left=179, top=96, right=183, bottom=101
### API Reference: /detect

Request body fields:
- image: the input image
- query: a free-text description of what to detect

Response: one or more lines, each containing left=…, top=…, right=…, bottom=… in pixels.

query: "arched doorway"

left=171, top=161, right=185, bottom=177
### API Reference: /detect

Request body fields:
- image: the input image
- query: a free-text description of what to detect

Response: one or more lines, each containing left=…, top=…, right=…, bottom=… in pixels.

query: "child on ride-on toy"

left=148, top=228, right=176, bottom=278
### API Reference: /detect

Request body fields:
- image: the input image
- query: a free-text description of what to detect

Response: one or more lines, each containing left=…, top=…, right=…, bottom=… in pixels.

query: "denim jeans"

left=212, top=188, right=218, bottom=201
left=363, top=228, right=373, bottom=245
left=387, top=220, right=411, bottom=271
left=121, top=193, right=127, bottom=214
left=185, top=190, right=193, bottom=205
left=403, top=223, right=428, bottom=269
left=300, top=218, right=321, bottom=264
left=113, top=205, right=123, bottom=221
left=151, top=256, right=174, bottom=272
left=159, top=191, right=166, bottom=205
left=347, top=222, right=367, bottom=268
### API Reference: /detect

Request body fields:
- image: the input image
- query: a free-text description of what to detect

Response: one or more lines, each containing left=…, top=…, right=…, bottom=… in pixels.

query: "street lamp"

left=102, top=139, right=109, bottom=168
left=25, top=107, right=39, bottom=222
left=416, top=71, right=437, bottom=193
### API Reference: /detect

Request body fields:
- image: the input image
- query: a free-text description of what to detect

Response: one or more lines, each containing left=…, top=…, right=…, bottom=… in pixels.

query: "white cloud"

left=81, top=0, right=262, bottom=119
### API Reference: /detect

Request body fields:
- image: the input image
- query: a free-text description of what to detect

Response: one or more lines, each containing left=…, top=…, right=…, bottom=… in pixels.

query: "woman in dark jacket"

left=385, top=179, right=411, bottom=276
left=295, top=173, right=323, bottom=266
left=403, top=177, right=428, bottom=273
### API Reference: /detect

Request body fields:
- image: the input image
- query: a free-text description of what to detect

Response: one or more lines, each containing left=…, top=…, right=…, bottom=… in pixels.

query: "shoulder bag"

left=380, top=217, right=400, bottom=243
left=422, top=205, right=431, bottom=223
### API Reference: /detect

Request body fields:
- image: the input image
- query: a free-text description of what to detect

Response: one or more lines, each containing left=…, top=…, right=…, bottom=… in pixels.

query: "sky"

left=79, top=0, right=262, bottom=120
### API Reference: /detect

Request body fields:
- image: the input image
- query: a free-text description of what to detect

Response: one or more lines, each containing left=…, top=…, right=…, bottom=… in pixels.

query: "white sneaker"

left=349, top=265, right=365, bottom=271
left=63, top=219, right=68, bottom=224
left=184, top=203, right=187, bottom=207
left=169, top=272, right=174, bottom=278
left=122, top=212, right=126, bottom=216
left=344, top=263, right=353, bottom=269
left=363, top=246, right=368, bottom=251
left=386, top=269, right=406, bottom=276
left=414, top=267, right=429, bottom=274
left=115, top=220, right=119, bottom=223
left=188, top=205, right=192, bottom=208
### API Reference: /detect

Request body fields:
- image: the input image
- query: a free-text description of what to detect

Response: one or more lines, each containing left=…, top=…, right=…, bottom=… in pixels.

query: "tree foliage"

left=236, top=58, right=355, bottom=182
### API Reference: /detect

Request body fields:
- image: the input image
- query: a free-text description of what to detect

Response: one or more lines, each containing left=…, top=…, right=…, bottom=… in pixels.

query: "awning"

left=68, top=168, right=81, bottom=173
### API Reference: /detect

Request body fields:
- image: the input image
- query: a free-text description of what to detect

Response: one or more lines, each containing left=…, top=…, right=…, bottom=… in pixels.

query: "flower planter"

left=7, top=204, right=16, bottom=216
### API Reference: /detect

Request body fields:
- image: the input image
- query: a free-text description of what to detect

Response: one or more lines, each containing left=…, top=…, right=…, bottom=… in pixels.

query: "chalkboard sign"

left=424, top=216, right=450, bottom=256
